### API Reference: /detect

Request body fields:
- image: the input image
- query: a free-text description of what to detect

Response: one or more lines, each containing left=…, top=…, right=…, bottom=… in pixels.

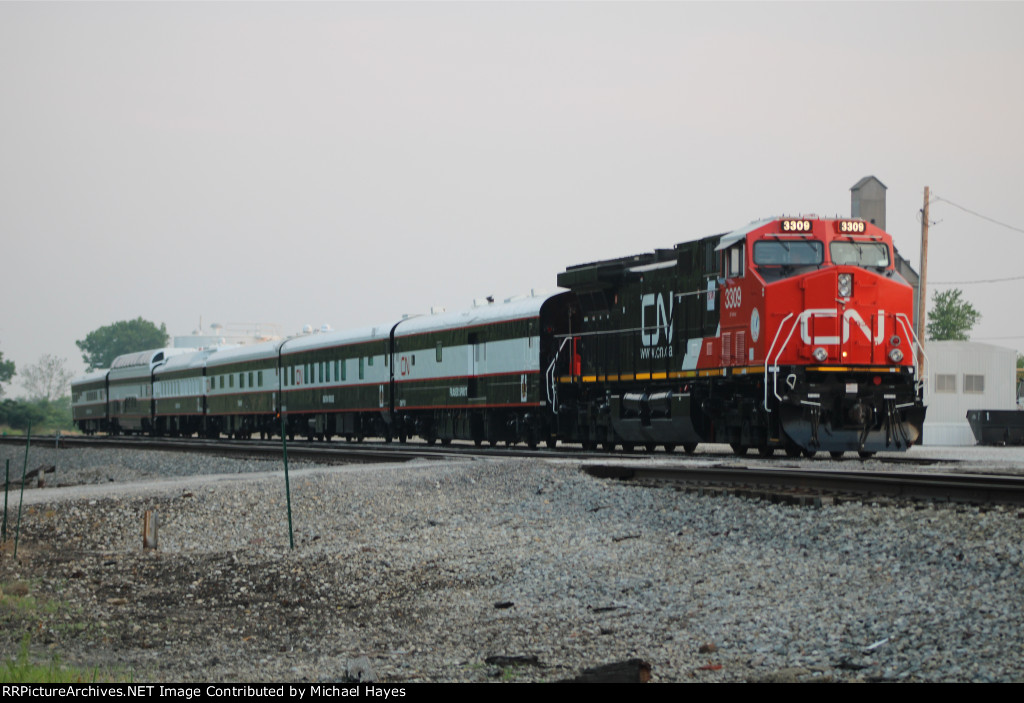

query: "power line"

left=932, top=274, right=1024, bottom=285
left=932, top=196, right=1024, bottom=235
left=926, top=195, right=1023, bottom=284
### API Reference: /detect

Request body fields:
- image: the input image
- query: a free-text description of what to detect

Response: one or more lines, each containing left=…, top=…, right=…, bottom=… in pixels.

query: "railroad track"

left=0, top=433, right=961, bottom=465
left=581, top=462, right=1024, bottom=507
left=5, top=434, right=1023, bottom=506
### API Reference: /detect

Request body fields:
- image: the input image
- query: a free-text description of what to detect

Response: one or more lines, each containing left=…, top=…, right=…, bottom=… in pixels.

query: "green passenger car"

left=278, top=324, right=395, bottom=441
left=391, top=293, right=573, bottom=447
left=107, top=349, right=195, bottom=435
left=205, top=340, right=286, bottom=439
left=153, top=350, right=213, bottom=437
left=71, top=369, right=110, bottom=434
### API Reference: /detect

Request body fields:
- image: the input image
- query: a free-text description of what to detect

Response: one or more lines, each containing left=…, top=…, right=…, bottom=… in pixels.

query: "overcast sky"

left=2, top=1, right=1022, bottom=395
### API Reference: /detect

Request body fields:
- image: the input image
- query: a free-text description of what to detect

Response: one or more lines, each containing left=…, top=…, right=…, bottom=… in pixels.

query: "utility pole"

left=917, top=186, right=930, bottom=359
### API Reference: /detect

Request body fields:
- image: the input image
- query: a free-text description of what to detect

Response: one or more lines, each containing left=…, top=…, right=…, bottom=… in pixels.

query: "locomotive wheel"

left=622, top=442, right=635, bottom=453
left=858, top=451, right=876, bottom=459
left=602, top=440, right=615, bottom=452
left=758, top=446, right=775, bottom=458
left=442, top=437, right=452, bottom=446
left=664, top=444, right=675, bottom=453
left=784, top=444, right=802, bottom=458
left=802, top=448, right=816, bottom=458
left=730, top=442, right=748, bottom=456
left=683, top=443, right=698, bottom=454
left=645, top=443, right=657, bottom=453
left=546, top=437, right=557, bottom=449
left=829, top=451, right=845, bottom=460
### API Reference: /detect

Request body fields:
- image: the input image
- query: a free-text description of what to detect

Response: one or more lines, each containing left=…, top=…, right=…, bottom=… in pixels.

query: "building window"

left=935, top=374, right=956, bottom=393
left=436, top=342, right=443, bottom=363
left=964, top=374, right=985, bottom=393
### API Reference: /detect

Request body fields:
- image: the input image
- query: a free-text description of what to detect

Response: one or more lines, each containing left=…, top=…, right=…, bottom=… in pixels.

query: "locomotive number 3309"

left=724, top=286, right=742, bottom=309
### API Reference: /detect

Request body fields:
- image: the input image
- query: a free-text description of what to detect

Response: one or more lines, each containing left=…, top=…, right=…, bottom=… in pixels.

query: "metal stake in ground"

left=281, top=412, right=294, bottom=550
left=14, top=422, right=30, bottom=558
left=3, top=458, right=9, bottom=543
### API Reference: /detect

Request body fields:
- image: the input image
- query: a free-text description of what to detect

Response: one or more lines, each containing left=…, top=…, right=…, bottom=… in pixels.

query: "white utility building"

left=922, top=341, right=1018, bottom=445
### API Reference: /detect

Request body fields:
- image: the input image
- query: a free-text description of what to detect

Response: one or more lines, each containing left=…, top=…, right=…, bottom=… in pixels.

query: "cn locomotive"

left=72, top=216, right=926, bottom=457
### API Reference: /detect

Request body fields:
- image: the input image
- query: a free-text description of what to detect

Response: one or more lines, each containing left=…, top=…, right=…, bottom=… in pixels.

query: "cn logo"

left=641, top=292, right=674, bottom=347
left=800, top=308, right=885, bottom=345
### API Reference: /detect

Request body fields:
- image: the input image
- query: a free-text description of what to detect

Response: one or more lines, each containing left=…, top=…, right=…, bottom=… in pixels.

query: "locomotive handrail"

left=554, top=326, right=660, bottom=340
left=546, top=336, right=573, bottom=409
left=894, top=313, right=928, bottom=391
left=764, top=311, right=800, bottom=411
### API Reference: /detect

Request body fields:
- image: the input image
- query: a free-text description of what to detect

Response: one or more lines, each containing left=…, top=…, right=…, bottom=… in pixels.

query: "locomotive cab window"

left=723, top=243, right=745, bottom=279
left=753, top=240, right=824, bottom=282
left=830, top=241, right=890, bottom=269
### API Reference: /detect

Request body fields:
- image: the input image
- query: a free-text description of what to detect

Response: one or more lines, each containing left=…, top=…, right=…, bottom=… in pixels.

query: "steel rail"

left=581, top=463, right=1024, bottom=506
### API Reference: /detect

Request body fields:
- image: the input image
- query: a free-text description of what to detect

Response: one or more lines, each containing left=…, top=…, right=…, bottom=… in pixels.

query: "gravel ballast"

left=1, top=445, right=1022, bottom=682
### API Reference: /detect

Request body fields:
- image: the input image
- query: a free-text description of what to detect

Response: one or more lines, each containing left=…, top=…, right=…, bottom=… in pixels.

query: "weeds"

left=0, top=583, right=124, bottom=683
left=2, top=635, right=96, bottom=683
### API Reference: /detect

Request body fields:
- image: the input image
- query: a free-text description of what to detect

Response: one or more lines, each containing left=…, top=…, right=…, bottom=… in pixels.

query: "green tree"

left=0, top=397, right=73, bottom=433
left=76, top=317, right=169, bottom=371
left=0, top=398, right=47, bottom=431
left=0, top=347, right=13, bottom=397
left=926, top=288, right=981, bottom=341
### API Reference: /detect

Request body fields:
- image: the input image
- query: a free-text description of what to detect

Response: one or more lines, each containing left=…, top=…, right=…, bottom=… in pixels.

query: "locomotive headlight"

left=838, top=273, right=853, bottom=298
left=813, top=347, right=829, bottom=362
left=888, top=348, right=904, bottom=363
